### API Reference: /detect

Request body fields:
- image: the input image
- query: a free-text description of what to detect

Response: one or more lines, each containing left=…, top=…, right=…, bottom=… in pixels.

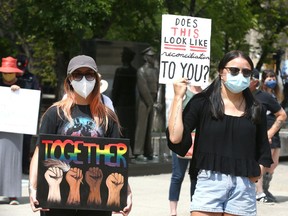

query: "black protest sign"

left=37, top=134, right=129, bottom=212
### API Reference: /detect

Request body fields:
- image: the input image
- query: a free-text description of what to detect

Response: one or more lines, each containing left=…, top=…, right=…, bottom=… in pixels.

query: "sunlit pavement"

left=0, top=161, right=287, bottom=216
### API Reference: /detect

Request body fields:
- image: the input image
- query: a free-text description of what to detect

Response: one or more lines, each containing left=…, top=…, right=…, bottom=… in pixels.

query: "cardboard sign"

left=0, top=86, right=41, bottom=134
left=159, top=14, right=212, bottom=85
left=37, top=134, right=129, bottom=212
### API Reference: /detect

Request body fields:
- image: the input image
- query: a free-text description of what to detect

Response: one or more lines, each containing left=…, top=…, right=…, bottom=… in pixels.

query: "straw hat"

left=0, top=56, right=23, bottom=73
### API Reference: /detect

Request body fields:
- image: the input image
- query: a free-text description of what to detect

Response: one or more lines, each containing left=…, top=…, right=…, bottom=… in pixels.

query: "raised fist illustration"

left=44, top=167, right=63, bottom=202
left=106, top=173, right=124, bottom=207
left=66, top=167, right=83, bottom=205
left=85, top=167, right=103, bottom=205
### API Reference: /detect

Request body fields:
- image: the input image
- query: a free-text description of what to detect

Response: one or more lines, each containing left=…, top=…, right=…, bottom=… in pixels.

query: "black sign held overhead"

left=37, top=134, right=129, bottom=212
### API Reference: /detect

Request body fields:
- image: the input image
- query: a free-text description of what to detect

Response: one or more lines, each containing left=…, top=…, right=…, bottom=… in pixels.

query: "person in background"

left=112, top=47, right=137, bottom=157
left=280, top=60, right=288, bottom=109
left=17, top=54, right=41, bottom=174
left=167, top=50, right=273, bottom=216
left=169, top=85, right=202, bottom=216
left=251, top=69, right=286, bottom=203
left=29, top=55, right=132, bottom=216
left=17, top=54, right=40, bottom=90
left=0, top=56, right=25, bottom=205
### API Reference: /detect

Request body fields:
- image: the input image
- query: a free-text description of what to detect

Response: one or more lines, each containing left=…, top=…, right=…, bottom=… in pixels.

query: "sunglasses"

left=225, top=67, right=252, bottom=78
left=71, top=72, right=96, bottom=81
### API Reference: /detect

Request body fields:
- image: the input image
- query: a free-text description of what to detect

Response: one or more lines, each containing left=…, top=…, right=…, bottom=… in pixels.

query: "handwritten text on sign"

left=159, top=15, right=211, bottom=84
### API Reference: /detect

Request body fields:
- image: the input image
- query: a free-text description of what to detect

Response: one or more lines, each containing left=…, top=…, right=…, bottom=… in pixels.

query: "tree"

left=0, top=0, right=166, bottom=97
left=1, top=0, right=287, bottom=90
left=250, top=0, right=288, bottom=71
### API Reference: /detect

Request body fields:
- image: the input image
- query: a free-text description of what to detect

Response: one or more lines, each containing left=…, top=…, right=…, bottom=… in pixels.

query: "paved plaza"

left=0, top=161, right=287, bottom=216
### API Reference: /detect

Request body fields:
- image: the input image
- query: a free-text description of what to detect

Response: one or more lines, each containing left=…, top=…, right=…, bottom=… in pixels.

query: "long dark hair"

left=200, top=50, right=261, bottom=123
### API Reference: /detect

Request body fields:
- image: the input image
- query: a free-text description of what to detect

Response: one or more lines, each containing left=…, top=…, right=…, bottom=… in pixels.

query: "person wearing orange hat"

left=0, top=56, right=25, bottom=88
left=0, top=56, right=25, bottom=205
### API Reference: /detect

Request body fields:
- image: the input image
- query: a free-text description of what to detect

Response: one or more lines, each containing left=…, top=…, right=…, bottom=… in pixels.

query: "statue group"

left=112, top=46, right=165, bottom=163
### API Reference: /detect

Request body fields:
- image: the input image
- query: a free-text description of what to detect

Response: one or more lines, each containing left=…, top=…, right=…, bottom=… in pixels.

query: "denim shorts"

left=190, top=169, right=256, bottom=216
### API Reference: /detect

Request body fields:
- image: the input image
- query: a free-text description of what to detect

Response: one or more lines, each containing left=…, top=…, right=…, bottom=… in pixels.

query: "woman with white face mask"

left=29, top=55, right=132, bottom=216
left=167, top=50, right=273, bottom=216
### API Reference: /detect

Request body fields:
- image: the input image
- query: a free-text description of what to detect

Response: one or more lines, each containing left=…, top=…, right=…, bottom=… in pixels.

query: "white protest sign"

left=0, top=86, right=41, bottom=135
left=159, top=14, right=211, bottom=85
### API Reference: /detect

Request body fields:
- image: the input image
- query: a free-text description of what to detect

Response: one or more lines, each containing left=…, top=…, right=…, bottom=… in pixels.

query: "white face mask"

left=71, top=78, right=96, bottom=99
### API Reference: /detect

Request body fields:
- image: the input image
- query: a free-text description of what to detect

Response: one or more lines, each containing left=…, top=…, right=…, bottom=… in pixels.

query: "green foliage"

left=0, top=0, right=287, bottom=86
left=250, top=0, right=288, bottom=69
left=32, top=39, right=57, bottom=87
left=104, top=0, right=166, bottom=48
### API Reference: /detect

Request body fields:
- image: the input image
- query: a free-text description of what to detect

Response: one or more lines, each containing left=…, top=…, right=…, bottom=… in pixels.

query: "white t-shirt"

left=101, top=94, right=114, bottom=111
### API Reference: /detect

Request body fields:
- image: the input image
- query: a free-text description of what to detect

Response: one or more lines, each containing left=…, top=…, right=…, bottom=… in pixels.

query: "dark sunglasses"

left=225, top=67, right=252, bottom=78
left=71, top=72, right=96, bottom=81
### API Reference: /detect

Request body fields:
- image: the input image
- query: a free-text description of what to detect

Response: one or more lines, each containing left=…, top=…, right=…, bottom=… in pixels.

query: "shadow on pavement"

left=275, top=195, right=288, bottom=203
left=18, top=196, right=30, bottom=205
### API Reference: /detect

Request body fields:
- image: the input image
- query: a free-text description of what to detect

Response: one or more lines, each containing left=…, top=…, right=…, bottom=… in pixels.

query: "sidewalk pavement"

left=0, top=161, right=287, bottom=216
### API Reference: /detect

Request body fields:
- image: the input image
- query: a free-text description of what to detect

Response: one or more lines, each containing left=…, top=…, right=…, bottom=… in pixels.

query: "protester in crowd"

left=29, top=55, right=132, bottom=216
left=0, top=56, right=25, bottom=205
left=17, top=54, right=41, bottom=174
left=17, top=54, right=40, bottom=90
left=169, top=85, right=202, bottom=216
left=251, top=69, right=286, bottom=203
left=134, top=47, right=159, bottom=162
left=167, top=50, right=273, bottom=216
left=280, top=60, right=288, bottom=109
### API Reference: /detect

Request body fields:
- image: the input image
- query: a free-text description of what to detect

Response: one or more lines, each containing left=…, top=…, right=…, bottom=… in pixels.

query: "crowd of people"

left=0, top=49, right=287, bottom=216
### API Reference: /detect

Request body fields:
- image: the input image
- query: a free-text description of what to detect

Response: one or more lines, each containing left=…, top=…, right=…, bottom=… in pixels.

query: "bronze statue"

left=133, top=47, right=159, bottom=161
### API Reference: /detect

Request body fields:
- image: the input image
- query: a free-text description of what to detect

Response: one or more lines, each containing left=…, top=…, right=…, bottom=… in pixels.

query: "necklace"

left=236, top=97, right=245, bottom=110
